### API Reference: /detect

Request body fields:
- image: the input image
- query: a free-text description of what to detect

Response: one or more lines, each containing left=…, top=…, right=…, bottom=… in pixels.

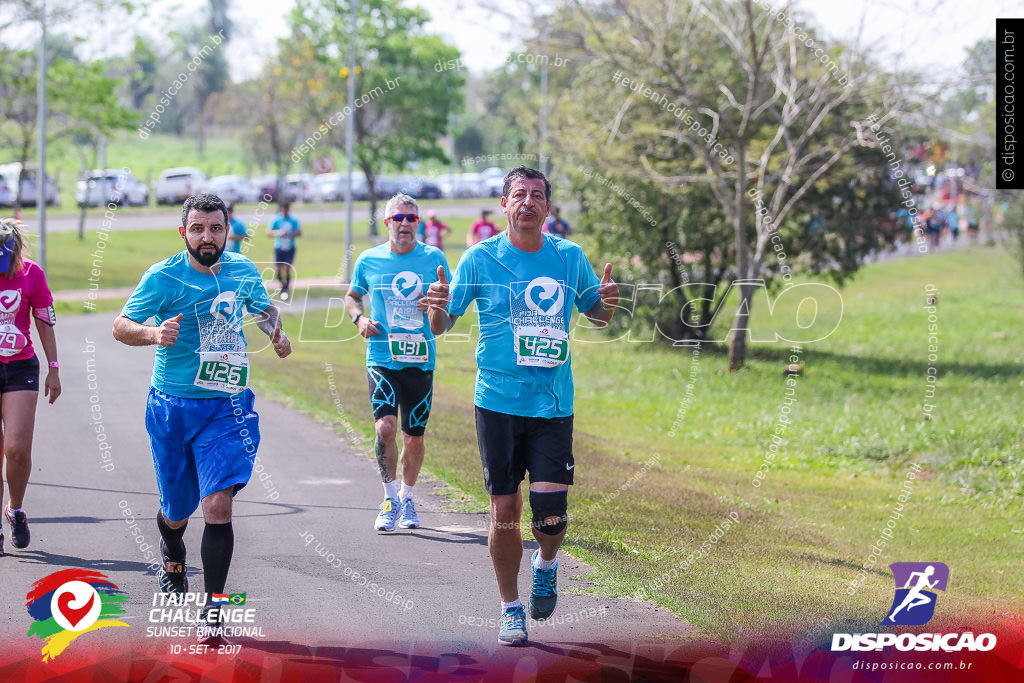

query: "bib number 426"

left=194, top=352, right=249, bottom=393
left=198, top=361, right=246, bottom=386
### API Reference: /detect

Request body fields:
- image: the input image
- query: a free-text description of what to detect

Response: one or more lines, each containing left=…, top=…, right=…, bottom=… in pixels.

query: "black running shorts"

left=475, top=405, right=574, bottom=495
left=366, top=366, right=434, bottom=437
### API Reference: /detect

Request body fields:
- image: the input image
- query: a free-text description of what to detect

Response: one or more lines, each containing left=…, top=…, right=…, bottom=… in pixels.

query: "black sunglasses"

left=388, top=213, right=419, bottom=223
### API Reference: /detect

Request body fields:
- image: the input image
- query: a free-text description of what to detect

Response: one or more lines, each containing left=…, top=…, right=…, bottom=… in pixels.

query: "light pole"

left=37, top=0, right=47, bottom=270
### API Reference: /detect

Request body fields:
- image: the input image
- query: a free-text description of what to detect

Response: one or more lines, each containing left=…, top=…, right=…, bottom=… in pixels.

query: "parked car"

left=438, top=173, right=486, bottom=198
left=481, top=167, right=506, bottom=197
left=373, top=175, right=402, bottom=199
left=206, top=175, right=260, bottom=205
left=154, top=167, right=207, bottom=205
left=396, top=176, right=444, bottom=199
left=312, top=172, right=370, bottom=202
left=284, top=174, right=316, bottom=202
left=252, top=175, right=291, bottom=203
left=0, top=163, right=60, bottom=207
left=75, top=169, right=150, bottom=207
left=0, top=174, right=12, bottom=207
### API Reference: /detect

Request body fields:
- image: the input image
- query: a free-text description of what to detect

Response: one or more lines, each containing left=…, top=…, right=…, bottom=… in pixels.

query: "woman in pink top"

left=0, top=219, right=61, bottom=555
left=422, top=210, right=452, bottom=250
left=467, top=209, right=499, bottom=246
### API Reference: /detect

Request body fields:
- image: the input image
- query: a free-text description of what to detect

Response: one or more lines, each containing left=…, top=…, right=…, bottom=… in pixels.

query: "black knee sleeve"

left=530, top=490, right=568, bottom=536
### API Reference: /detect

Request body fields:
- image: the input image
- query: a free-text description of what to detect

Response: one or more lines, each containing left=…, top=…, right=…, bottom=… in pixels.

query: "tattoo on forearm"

left=375, top=437, right=391, bottom=482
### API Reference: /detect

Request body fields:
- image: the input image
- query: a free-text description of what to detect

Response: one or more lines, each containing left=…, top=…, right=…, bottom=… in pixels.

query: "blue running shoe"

left=5, top=506, right=29, bottom=549
left=374, top=498, right=399, bottom=532
left=530, top=549, right=558, bottom=620
left=398, top=498, right=420, bottom=529
left=498, top=604, right=528, bottom=645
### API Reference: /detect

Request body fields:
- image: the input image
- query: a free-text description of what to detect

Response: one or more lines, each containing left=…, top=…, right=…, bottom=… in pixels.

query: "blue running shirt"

left=350, top=241, right=451, bottom=371
left=448, top=232, right=601, bottom=418
left=122, top=251, right=272, bottom=398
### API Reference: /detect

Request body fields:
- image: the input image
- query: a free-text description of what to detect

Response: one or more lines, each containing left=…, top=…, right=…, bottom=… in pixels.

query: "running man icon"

left=883, top=562, right=950, bottom=626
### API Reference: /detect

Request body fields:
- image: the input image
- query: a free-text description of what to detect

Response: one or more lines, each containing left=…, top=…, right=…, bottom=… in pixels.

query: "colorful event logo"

left=883, top=562, right=950, bottom=626
left=25, top=569, right=130, bottom=661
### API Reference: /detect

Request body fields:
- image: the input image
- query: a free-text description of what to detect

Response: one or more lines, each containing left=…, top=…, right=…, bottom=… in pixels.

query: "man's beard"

left=186, top=240, right=224, bottom=267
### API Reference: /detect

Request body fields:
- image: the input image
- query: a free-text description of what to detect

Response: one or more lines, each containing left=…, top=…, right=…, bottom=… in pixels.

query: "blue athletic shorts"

left=145, top=386, right=261, bottom=522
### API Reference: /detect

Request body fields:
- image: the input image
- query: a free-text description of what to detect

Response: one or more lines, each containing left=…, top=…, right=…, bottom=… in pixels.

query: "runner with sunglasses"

left=345, top=194, right=451, bottom=532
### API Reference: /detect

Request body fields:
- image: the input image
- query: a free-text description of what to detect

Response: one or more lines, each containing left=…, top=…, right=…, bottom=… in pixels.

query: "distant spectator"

left=468, top=209, right=499, bottom=247
left=925, top=206, right=944, bottom=248
left=421, top=210, right=452, bottom=250
left=267, top=202, right=302, bottom=301
left=225, top=203, right=250, bottom=254
left=542, top=206, right=571, bottom=238
left=946, top=205, right=959, bottom=242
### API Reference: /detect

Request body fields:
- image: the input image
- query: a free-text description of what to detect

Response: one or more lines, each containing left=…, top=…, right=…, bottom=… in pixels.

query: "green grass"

left=244, top=244, right=1024, bottom=642
left=35, top=217, right=478, bottom=293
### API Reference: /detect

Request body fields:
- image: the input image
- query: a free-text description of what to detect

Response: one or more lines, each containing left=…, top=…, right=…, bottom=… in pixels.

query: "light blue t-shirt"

left=270, top=214, right=300, bottom=251
left=448, top=232, right=602, bottom=418
left=226, top=217, right=248, bottom=253
left=350, top=241, right=451, bottom=371
left=122, top=251, right=273, bottom=399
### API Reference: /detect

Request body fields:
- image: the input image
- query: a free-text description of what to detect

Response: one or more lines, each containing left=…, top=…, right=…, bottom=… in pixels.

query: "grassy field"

left=240, top=243, right=1023, bottom=642
left=35, top=217, right=479, bottom=298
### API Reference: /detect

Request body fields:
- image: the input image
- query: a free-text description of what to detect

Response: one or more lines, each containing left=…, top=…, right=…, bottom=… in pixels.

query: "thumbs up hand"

left=272, top=325, right=292, bottom=358
left=156, top=313, right=184, bottom=347
left=420, top=265, right=451, bottom=312
left=597, top=263, right=619, bottom=311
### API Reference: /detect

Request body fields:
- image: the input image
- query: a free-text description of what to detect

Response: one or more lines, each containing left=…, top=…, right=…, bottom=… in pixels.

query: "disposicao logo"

left=884, top=562, right=948, bottom=626
left=831, top=562, right=996, bottom=653
left=26, top=569, right=129, bottom=661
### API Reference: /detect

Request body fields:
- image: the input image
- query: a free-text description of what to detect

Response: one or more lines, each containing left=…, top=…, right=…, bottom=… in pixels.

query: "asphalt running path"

left=0, top=312, right=695, bottom=677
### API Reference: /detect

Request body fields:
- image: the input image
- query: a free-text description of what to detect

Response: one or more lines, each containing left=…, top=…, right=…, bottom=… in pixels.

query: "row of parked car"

left=69, top=165, right=509, bottom=208
left=0, top=163, right=61, bottom=207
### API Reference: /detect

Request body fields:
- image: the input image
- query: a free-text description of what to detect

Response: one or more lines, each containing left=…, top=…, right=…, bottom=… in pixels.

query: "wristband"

left=48, top=361, right=59, bottom=369
left=600, top=302, right=614, bottom=311
left=352, top=313, right=363, bottom=325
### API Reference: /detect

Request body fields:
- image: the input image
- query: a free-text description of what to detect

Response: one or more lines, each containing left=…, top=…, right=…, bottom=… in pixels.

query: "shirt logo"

left=524, top=277, right=564, bottom=316
left=391, top=271, right=423, bottom=300
left=209, top=291, right=238, bottom=324
left=0, top=289, right=21, bottom=313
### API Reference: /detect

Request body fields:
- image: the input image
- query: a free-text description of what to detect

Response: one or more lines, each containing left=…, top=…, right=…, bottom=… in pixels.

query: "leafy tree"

left=282, top=0, right=464, bottom=235
left=549, top=0, right=907, bottom=368
left=0, top=48, right=137, bottom=219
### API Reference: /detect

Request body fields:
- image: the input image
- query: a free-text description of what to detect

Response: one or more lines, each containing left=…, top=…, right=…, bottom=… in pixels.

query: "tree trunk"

left=728, top=145, right=750, bottom=371
left=728, top=281, right=755, bottom=371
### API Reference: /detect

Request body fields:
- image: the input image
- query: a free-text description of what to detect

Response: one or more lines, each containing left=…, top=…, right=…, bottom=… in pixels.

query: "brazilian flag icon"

left=229, top=593, right=247, bottom=605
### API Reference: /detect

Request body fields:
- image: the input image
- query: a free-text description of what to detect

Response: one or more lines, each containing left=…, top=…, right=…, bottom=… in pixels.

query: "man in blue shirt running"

left=113, top=193, right=292, bottom=641
left=346, top=193, right=450, bottom=532
left=423, top=166, right=618, bottom=645
left=267, top=202, right=302, bottom=301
